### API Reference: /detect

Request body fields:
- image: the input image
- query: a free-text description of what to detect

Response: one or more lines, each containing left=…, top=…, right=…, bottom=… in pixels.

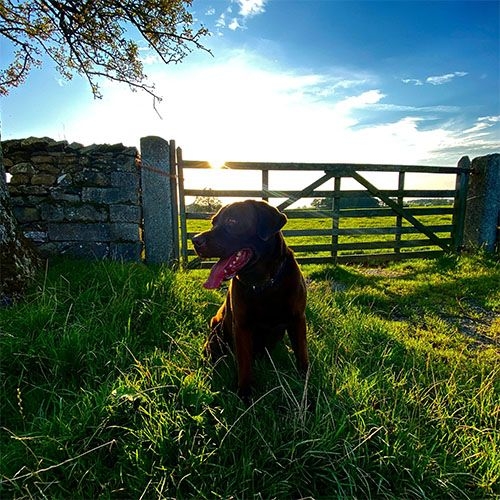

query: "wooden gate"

left=174, top=151, right=471, bottom=268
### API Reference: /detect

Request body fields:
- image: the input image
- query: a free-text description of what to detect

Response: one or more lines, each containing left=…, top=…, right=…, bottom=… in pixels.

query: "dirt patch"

left=448, top=299, right=499, bottom=349
left=360, top=268, right=407, bottom=278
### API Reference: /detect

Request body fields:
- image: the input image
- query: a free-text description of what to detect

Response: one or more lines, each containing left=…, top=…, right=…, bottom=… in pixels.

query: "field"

left=1, top=253, right=499, bottom=499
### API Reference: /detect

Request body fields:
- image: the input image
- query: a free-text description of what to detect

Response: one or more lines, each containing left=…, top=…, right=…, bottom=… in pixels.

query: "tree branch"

left=1, top=0, right=210, bottom=100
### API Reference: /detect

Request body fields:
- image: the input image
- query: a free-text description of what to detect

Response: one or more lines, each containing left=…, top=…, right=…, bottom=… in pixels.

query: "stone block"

left=38, top=164, right=60, bottom=174
left=48, top=222, right=111, bottom=241
left=46, top=140, right=68, bottom=152
left=111, top=171, right=139, bottom=189
left=10, top=174, right=30, bottom=185
left=10, top=162, right=35, bottom=175
left=9, top=196, right=26, bottom=206
left=26, top=186, right=49, bottom=196
left=32, top=155, right=55, bottom=164
left=50, top=189, right=81, bottom=203
left=24, top=230, right=47, bottom=243
left=74, top=170, right=111, bottom=187
left=116, top=152, right=139, bottom=172
left=79, top=156, right=91, bottom=167
left=110, top=242, right=143, bottom=261
left=110, top=205, right=141, bottom=223
left=80, top=144, right=101, bottom=154
left=20, top=137, right=52, bottom=151
left=57, top=242, right=109, bottom=259
left=82, top=187, right=138, bottom=204
left=32, top=173, right=56, bottom=186
left=64, top=205, right=108, bottom=222
left=37, top=242, right=59, bottom=257
left=110, top=223, right=140, bottom=242
left=13, top=206, right=39, bottom=223
left=41, top=205, right=65, bottom=222
left=57, top=173, right=73, bottom=186
left=57, top=154, right=78, bottom=166
left=9, top=185, right=48, bottom=196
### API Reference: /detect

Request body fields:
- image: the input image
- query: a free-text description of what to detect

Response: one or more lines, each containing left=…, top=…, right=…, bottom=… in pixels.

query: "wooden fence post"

left=262, top=169, right=269, bottom=202
left=177, top=147, right=188, bottom=266
left=331, top=176, right=341, bottom=263
left=395, top=171, right=405, bottom=255
left=451, top=156, right=471, bottom=253
left=140, top=136, right=179, bottom=265
left=463, top=153, right=500, bottom=253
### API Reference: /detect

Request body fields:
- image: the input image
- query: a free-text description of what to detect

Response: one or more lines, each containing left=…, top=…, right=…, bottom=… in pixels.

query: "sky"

left=1, top=0, right=499, bottom=174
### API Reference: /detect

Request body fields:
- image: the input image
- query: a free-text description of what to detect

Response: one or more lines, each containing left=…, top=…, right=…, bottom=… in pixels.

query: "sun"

left=208, top=159, right=227, bottom=169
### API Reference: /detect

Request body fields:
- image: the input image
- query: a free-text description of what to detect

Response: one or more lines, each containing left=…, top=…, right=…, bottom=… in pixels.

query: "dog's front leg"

left=233, top=321, right=254, bottom=403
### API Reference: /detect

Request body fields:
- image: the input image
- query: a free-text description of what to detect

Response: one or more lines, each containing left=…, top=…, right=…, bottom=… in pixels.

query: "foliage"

left=187, top=193, right=222, bottom=213
left=0, top=0, right=209, bottom=99
left=312, top=195, right=380, bottom=210
left=406, top=198, right=454, bottom=206
left=0, top=254, right=498, bottom=498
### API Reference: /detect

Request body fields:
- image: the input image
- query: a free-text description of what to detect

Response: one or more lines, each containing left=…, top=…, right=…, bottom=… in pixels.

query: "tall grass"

left=1, top=254, right=498, bottom=498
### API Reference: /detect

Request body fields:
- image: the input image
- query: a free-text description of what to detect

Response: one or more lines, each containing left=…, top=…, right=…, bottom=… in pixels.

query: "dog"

left=191, top=200, right=308, bottom=401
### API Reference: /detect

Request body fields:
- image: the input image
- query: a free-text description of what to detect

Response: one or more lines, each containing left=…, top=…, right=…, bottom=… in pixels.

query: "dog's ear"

left=254, top=201, right=287, bottom=241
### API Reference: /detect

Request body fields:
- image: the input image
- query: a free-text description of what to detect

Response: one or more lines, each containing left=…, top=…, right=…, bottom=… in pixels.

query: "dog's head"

left=192, top=200, right=287, bottom=289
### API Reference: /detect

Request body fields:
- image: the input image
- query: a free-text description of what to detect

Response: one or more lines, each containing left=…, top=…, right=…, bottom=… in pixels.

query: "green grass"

left=1, top=254, right=498, bottom=498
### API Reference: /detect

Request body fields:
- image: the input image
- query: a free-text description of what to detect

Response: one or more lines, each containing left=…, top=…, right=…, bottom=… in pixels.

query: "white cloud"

left=214, top=0, right=267, bottom=33
left=228, top=18, right=242, bottom=30
left=139, top=53, right=161, bottom=65
left=426, top=71, right=468, bottom=85
left=237, top=0, right=267, bottom=17
left=478, top=115, right=500, bottom=123
left=335, top=89, right=385, bottom=112
left=402, top=78, right=423, bottom=86
left=402, top=72, right=468, bottom=86
left=461, top=115, right=500, bottom=135
left=216, top=13, right=226, bottom=28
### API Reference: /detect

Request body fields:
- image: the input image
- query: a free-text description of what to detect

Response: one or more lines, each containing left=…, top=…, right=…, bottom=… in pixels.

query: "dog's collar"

left=235, top=256, right=288, bottom=293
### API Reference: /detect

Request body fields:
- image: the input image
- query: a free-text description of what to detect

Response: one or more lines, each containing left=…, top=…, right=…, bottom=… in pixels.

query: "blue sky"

left=1, top=0, right=499, bottom=168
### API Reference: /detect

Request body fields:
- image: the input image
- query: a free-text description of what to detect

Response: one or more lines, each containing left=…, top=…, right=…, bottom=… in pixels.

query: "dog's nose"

left=192, top=233, right=207, bottom=250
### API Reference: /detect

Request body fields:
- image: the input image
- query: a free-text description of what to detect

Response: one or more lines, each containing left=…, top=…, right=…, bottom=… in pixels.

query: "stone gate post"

left=140, top=136, right=179, bottom=265
left=463, top=153, right=500, bottom=254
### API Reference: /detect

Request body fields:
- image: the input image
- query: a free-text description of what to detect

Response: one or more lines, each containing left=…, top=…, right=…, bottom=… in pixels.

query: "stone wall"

left=2, top=137, right=142, bottom=260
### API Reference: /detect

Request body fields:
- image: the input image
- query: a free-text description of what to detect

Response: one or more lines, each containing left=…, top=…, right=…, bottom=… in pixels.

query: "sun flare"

left=208, top=159, right=227, bottom=169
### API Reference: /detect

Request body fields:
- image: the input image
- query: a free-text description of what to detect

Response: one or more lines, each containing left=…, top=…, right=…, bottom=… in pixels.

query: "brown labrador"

left=192, top=200, right=308, bottom=401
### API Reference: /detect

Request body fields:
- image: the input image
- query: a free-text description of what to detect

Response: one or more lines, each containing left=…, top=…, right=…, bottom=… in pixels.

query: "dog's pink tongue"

left=204, top=249, right=253, bottom=289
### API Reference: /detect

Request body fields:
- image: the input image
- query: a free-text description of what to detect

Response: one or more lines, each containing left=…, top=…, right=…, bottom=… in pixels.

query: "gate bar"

left=350, top=170, right=451, bottom=251
left=278, top=171, right=336, bottom=211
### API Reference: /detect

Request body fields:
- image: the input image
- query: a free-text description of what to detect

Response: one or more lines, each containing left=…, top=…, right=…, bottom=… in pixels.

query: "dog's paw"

left=203, top=331, right=230, bottom=362
left=237, top=386, right=253, bottom=406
